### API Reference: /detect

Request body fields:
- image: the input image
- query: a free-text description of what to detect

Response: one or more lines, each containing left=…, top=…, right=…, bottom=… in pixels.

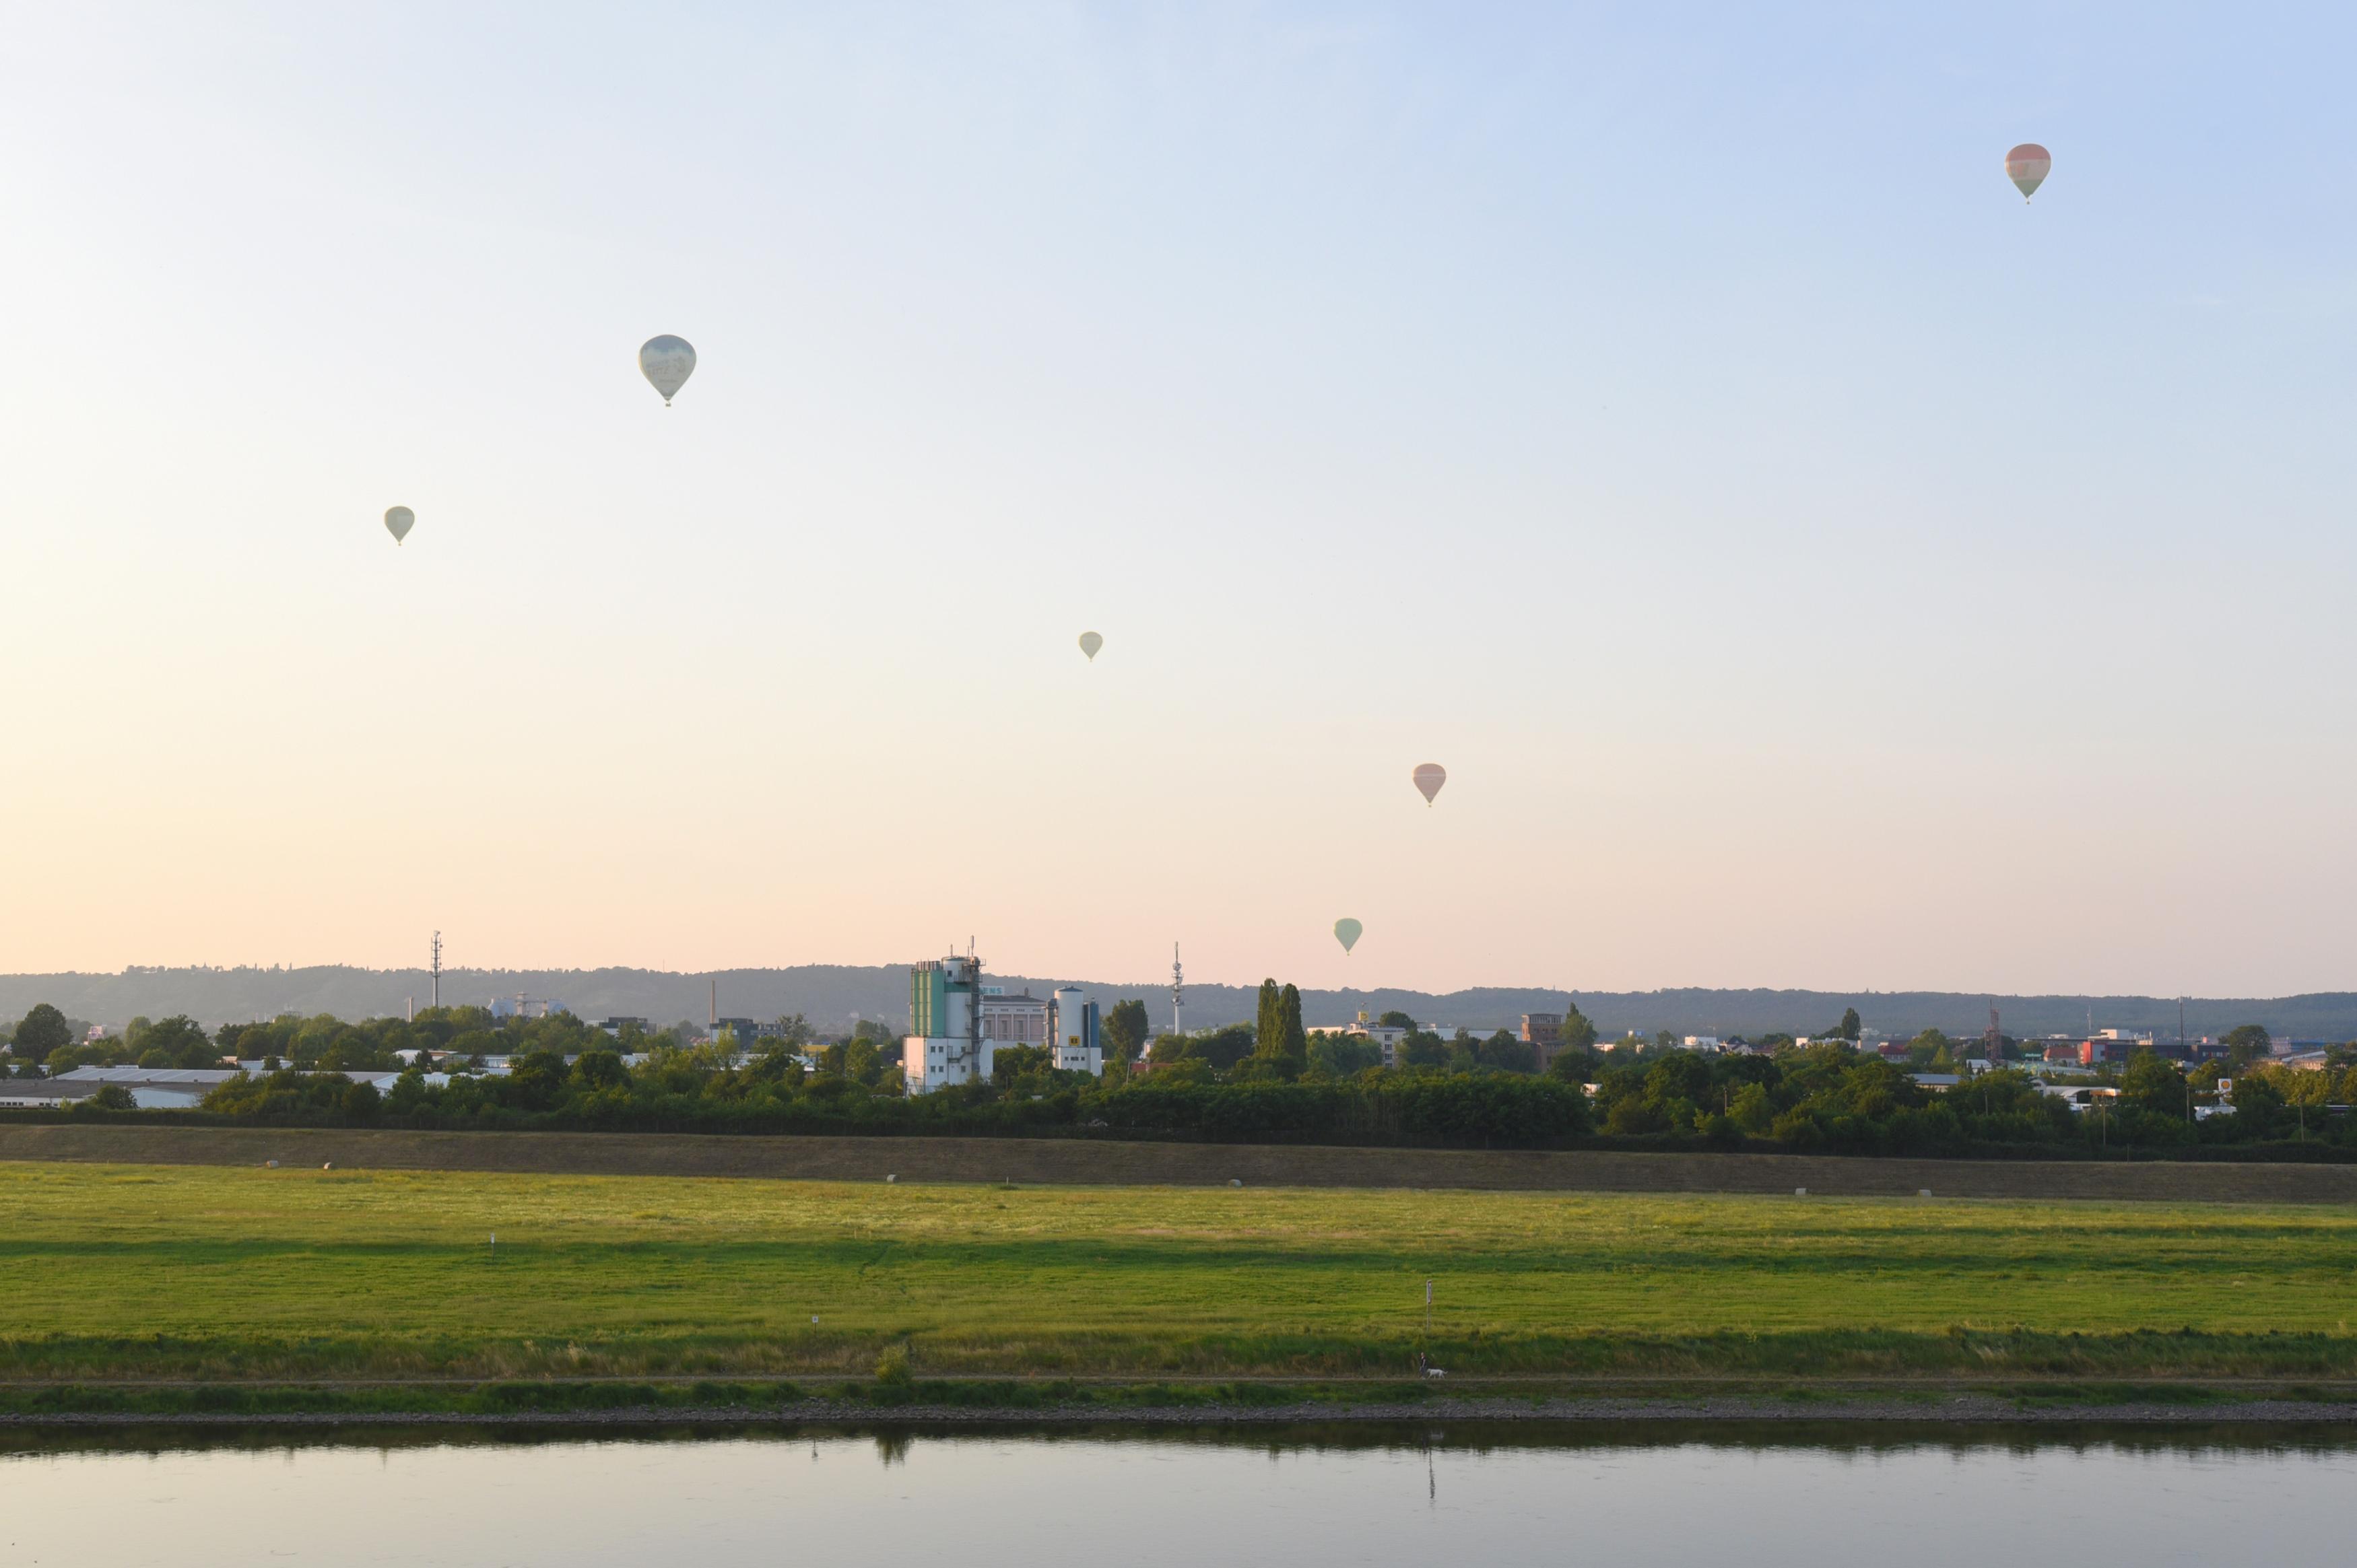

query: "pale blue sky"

left=3, top=3, right=2353, bottom=995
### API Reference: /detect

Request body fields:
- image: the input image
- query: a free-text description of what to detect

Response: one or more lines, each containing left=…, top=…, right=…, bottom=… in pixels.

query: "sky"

left=3, top=2, right=2355, bottom=998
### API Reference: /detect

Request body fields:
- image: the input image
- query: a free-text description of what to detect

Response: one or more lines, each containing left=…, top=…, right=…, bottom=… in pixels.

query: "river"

left=5, top=1423, right=2349, bottom=1565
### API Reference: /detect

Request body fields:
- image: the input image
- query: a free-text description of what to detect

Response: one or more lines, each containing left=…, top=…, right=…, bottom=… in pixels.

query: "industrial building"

left=1047, top=987, right=1102, bottom=1075
left=1519, top=1013, right=1562, bottom=1072
left=904, top=955, right=987, bottom=1093
left=902, top=955, right=1103, bottom=1093
left=980, top=988, right=1049, bottom=1049
left=0, top=1066, right=411, bottom=1110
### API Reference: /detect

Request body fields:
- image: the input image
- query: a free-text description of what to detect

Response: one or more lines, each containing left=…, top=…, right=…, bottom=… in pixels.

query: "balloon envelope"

left=639, top=335, right=696, bottom=404
left=2004, top=143, right=2051, bottom=201
left=1412, top=762, right=1447, bottom=805
left=1333, top=918, right=1362, bottom=955
left=1079, top=631, right=1103, bottom=661
left=384, top=506, right=413, bottom=545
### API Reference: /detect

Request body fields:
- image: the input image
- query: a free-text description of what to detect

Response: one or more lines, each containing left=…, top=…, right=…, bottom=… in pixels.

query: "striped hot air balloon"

left=2004, top=143, right=2051, bottom=202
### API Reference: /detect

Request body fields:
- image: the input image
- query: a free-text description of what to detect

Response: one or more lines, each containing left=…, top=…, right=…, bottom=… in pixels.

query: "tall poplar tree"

left=1277, top=984, right=1307, bottom=1066
left=1253, top=979, right=1283, bottom=1058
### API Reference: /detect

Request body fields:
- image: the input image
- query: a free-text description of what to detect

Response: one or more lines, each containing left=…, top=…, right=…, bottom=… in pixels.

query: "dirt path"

left=5, top=1123, right=2354, bottom=1201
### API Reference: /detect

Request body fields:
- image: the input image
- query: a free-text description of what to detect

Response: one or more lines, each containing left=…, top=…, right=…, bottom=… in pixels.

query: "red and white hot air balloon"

left=2004, top=143, right=2051, bottom=202
left=1412, top=763, right=1447, bottom=806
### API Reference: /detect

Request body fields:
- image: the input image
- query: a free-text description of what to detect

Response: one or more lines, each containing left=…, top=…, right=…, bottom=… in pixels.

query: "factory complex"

left=904, top=954, right=1101, bottom=1093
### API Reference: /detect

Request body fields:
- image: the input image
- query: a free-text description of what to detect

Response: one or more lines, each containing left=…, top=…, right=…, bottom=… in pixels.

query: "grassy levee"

left=3, top=1160, right=2356, bottom=1392
left=9, top=1123, right=2357, bottom=1201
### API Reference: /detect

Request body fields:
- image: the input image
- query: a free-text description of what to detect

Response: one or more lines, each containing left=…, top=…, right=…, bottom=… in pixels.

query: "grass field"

left=4, top=1161, right=2356, bottom=1386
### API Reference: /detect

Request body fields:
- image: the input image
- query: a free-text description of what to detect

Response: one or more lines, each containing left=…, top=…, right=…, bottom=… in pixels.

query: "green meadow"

left=3, top=1161, right=2354, bottom=1385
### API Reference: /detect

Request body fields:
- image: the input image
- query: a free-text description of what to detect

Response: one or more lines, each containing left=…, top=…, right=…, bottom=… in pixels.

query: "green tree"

left=1101, top=999, right=1151, bottom=1065
left=1560, top=1002, right=1598, bottom=1053
left=2220, top=1023, right=2273, bottom=1069
left=1277, top=984, right=1307, bottom=1068
left=1729, top=1081, right=1776, bottom=1136
left=989, top=1043, right=1050, bottom=1081
left=2228, top=1072, right=2288, bottom=1136
left=2119, top=1050, right=2190, bottom=1122
left=1308, top=1031, right=1383, bottom=1076
left=1397, top=1029, right=1448, bottom=1069
left=504, top=1049, right=572, bottom=1109
left=2283, top=1069, right=2331, bottom=1140
left=843, top=1038, right=886, bottom=1086
left=9, top=1004, right=73, bottom=1066
left=1832, top=1007, right=1862, bottom=1042
left=1479, top=1031, right=1537, bottom=1074
left=1184, top=1026, right=1257, bottom=1071
left=1904, top=1029, right=1952, bottom=1069
left=143, top=1016, right=219, bottom=1068
left=1253, top=980, right=1284, bottom=1058
left=1377, top=1011, right=1416, bottom=1030
left=571, top=1049, right=629, bottom=1090
left=1544, top=1048, right=1596, bottom=1084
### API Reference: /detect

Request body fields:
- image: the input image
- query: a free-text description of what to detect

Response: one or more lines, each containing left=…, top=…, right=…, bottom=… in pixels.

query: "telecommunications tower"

left=1170, top=943, right=1185, bottom=1037
left=430, top=932, right=442, bottom=1010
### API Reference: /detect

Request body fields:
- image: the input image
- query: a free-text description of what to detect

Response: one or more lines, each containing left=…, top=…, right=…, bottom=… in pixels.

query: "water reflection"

left=3, top=1423, right=2352, bottom=1568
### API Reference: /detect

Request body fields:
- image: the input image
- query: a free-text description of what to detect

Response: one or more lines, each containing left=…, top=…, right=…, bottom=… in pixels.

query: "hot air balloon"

left=639, top=335, right=696, bottom=405
left=2004, top=143, right=2051, bottom=202
left=1412, top=763, right=1447, bottom=806
left=1079, top=631, right=1103, bottom=662
left=384, top=506, right=414, bottom=545
left=1333, top=918, right=1362, bottom=955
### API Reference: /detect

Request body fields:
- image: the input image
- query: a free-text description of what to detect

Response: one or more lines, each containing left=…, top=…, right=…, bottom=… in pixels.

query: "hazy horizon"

left=6, top=3, right=2355, bottom=997
left=11, top=960, right=2357, bottom=1044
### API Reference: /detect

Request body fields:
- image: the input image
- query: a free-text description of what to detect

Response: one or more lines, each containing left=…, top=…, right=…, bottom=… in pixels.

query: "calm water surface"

left=5, top=1424, right=2350, bottom=1567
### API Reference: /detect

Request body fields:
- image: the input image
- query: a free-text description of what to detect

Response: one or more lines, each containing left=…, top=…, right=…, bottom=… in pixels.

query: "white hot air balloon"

left=384, top=506, right=414, bottom=545
left=1079, top=631, right=1104, bottom=662
left=639, top=335, right=697, bottom=405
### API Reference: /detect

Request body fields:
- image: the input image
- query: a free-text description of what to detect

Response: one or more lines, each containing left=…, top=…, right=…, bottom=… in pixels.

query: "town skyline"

left=8, top=958, right=2356, bottom=1044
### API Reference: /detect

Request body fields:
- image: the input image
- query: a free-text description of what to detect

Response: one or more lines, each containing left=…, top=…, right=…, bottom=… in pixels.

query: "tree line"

left=8, top=996, right=2353, bottom=1158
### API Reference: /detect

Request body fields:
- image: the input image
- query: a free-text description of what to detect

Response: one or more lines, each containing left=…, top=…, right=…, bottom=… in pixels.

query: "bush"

left=75, top=1083, right=137, bottom=1112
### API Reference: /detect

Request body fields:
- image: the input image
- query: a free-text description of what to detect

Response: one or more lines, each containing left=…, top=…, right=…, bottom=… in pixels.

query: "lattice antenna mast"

left=430, top=932, right=442, bottom=1010
left=1170, top=943, right=1185, bottom=1037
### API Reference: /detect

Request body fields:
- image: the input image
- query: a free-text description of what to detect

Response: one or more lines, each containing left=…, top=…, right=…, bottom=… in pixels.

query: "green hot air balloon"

left=639, top=335, right=696, bottom=405
left=1333, top=918, right=1362, bottom=955
left=384, top=506, right=414, bottom=545
left=1079, top=631, right=1103, bottom=661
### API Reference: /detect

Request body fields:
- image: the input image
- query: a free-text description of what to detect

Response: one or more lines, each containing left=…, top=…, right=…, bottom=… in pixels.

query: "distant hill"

left=2, top=965, right=2352, bottom=1043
